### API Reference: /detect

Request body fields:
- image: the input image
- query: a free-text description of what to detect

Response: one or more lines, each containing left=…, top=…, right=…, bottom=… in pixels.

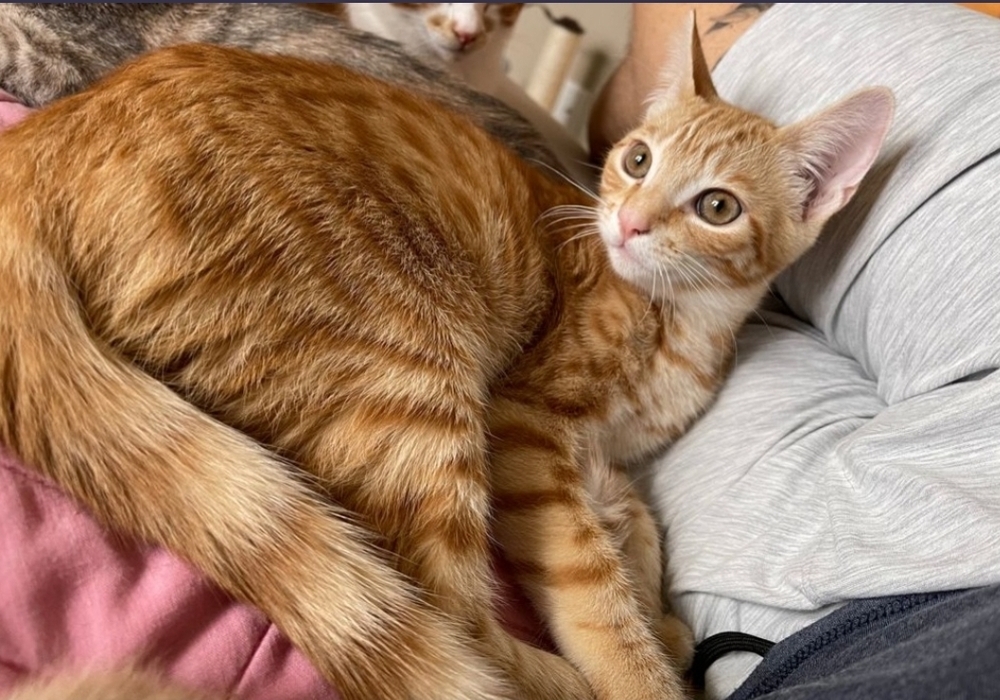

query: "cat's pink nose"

left=454, top=29, right=479, bottom=48
left=618, top=209, right=650, bottom=242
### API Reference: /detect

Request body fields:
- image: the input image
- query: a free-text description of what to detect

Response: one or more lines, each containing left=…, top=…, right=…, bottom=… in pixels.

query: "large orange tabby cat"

left=0, top=15, right=892, bottom=700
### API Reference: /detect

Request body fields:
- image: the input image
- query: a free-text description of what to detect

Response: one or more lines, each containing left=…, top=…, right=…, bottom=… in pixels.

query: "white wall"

left=506, top=3, right=632, bottom=89
left=504, top=3, right=632, bottom=140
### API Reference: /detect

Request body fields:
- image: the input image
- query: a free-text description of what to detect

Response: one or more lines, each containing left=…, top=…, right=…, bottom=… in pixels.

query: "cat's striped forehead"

left=604, top=100, right=781, bottom=200
left=654, top=104, right=776, bottom=169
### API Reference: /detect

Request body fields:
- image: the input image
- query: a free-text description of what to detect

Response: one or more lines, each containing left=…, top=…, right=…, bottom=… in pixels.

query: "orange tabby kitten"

left=0, top=14, right=892, bottom=700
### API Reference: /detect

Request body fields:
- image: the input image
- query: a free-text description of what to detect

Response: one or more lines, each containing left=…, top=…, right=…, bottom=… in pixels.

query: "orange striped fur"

left=0, top=13, right=892, bottom=700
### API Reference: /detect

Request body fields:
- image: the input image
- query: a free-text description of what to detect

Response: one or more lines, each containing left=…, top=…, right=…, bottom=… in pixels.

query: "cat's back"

left=10, top=42, right=524, bottom=229
left=2, top=43, right=558, bottom=327
left=0, top=44, right=576, bottom=431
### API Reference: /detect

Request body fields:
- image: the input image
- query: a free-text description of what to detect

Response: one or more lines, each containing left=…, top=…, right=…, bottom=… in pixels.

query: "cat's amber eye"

left=622, top=142, right=652, bottom=179
left=695, top=190, right=743, bottom=226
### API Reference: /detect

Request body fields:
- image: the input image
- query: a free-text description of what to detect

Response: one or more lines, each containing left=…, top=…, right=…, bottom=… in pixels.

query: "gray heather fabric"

left=645, top=5, right=1000, bottom=698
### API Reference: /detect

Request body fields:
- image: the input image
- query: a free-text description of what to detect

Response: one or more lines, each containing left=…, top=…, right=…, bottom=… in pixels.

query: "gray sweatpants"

left=729, top=585, right=1000, bottom=700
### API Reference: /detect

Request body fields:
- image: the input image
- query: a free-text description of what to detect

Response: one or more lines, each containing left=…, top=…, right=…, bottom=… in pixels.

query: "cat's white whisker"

left=542, top=221, right=599, bottom=238
left=671, top=262, right=702, bottom=298
left=551, top=222, right=599, bottom=236
left=650, top=263, right=675, bottom=318
left=537, top=205, right=598, bottom=226
left=639, top=271, right=656, bottom=325
left=542, top=219, right=596, bottom=229
left=654, top=267, right=665, bottom=318
left=750, top=305, right=777, bottom=340
left=683, top=256, right=721, bottom=286
left=673, top=257, right=697, bottom=284
left=537, top=212, right=598, bottom=227
left=539, top=215, right=595, bottom=226
left=538, top=204, right=602, bottom=241
left=572, top=158, right=604, bottom=173
left=556, top=227, right=602, bottom=251
left=539, top=207, right=596, bottom=216
left=539, top=204, right=597, bottom=215
left=528, top=157, right=603, bottom=202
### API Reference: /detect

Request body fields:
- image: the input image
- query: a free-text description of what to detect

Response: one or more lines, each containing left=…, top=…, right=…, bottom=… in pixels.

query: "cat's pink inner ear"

left=784, top=87, right=895, bottom=223
left=644, top=10, right=717, bottom=119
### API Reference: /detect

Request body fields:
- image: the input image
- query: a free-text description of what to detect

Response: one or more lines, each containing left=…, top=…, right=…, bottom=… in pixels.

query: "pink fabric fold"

left=0, top=449, right=339, bottom=699
left=0, top=447, right=551, bottom=698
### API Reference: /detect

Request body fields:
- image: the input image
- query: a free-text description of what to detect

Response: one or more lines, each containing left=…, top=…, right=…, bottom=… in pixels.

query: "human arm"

left=587, top=3, right=772, bottom=159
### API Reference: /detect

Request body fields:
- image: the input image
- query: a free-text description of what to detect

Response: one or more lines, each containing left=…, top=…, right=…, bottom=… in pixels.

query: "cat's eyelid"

left=683, top=181, right=747, bottom=206
left=674, top=181, right=725, bottom=208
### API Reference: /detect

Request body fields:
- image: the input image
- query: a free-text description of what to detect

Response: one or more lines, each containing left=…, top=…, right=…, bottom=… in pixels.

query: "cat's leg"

left=0, top=258, right=506, bottom=700
left=585, top=457, right=695, bottom=671
left=304, top=382, right=595, bottom=700
left=488, top=396, right=688, bottom=700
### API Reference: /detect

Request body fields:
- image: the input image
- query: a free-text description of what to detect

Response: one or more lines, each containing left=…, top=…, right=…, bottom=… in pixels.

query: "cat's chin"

left=606, top=248, right=718, bottom=303
left=604, top=247, right=663, bottom=298
left=433, top=46, right=472, bottom=63
left=429, top=35, right=486, bottom=63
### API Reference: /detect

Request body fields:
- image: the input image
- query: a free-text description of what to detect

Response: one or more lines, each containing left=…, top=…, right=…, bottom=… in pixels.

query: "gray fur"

left=0, top=3, right=560, bottom=170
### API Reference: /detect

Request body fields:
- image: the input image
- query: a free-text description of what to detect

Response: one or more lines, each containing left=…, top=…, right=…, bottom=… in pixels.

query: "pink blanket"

left=0, top=448, right=549, bottom=698
left=0, top=450, right=338, bottom=698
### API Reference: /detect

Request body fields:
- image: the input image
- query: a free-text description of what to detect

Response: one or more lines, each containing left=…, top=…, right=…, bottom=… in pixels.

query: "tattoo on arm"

left=707, top=3, right=774, bottom=34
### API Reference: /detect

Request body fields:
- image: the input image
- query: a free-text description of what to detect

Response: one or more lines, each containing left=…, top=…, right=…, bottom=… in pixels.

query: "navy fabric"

left=726, top=585, right=1000, bottom=700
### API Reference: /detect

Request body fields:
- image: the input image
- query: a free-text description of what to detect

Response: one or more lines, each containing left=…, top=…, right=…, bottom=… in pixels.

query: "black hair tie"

left=690, top=631, right=776, bottom=688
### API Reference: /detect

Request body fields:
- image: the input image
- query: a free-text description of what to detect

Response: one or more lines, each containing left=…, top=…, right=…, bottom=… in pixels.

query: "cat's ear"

left=645, top=11, right=718, bottom=119
left=780, top=87, right=895, bottom=223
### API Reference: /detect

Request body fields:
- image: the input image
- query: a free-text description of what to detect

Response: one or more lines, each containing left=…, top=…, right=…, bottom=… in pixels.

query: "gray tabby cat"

left=0, top=2, right=560, bottom=171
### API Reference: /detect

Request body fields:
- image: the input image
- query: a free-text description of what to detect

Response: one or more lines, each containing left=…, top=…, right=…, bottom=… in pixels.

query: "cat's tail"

left=0, top=216, right=510, bottom=700
left=5, top=666, right=223, bottom=700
